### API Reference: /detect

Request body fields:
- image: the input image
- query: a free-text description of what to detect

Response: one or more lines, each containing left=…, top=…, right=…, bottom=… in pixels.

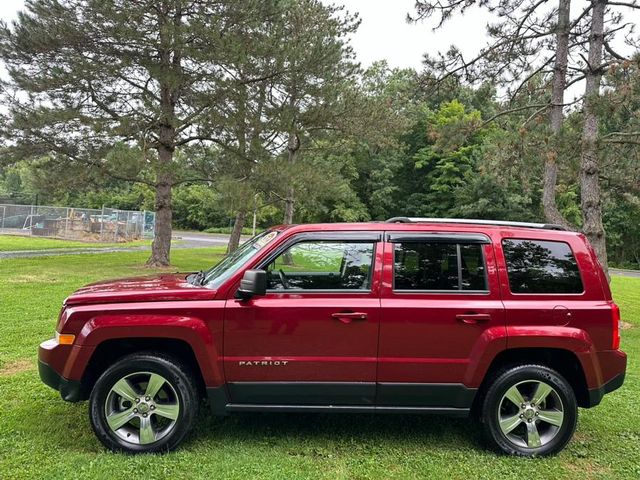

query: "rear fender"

left=506, top=325, right=601, bottom=388
left=463, top=326, right=600, bottom=389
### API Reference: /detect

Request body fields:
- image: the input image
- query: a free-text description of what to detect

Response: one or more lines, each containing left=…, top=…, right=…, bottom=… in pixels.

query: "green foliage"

left=172, top=185, right=225, bottom=231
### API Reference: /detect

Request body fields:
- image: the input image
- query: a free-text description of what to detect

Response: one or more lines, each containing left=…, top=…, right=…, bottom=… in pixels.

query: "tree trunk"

left=147, top=14, right=179, bottom=267
left=580, top=0, right=608, bottom=274
left=148, top=176, right=172, bottom=267
left=283, top=185, right=295, bottom=224
left=283, top=95, right=299, bottom=224
left=227, top=210, right=247, bottom=253
left=147, top=131, right=174, bottom=267
left=543, top=0, right=572, bottom=227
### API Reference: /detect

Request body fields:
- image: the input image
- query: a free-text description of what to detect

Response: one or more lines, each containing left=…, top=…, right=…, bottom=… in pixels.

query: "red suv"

left=38, top=218, right=626, bottom=456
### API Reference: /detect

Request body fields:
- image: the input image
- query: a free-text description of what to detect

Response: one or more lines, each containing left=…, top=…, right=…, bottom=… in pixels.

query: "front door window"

left=266, top=241, right=375, bottom=291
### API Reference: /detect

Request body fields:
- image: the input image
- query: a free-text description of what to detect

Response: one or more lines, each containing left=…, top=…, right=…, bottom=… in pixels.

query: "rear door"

left=223, top=231, right=383, bottom=406
left=377, top=232, right=506, bottom=408
left=497, top=234, right=613, bottom=351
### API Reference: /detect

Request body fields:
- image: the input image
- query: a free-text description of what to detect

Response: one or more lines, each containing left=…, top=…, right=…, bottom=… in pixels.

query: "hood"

left=64, top=273, right=216, bottom=306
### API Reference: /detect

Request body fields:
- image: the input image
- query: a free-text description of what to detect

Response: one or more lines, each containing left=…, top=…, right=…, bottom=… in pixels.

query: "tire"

left=481, top=364, right=577, bottom=457
left=89, top=352, right=199, bottom=453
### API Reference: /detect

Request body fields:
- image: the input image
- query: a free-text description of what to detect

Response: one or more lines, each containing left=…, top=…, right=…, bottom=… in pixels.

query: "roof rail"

left=384, top=217, right=567, bottom=231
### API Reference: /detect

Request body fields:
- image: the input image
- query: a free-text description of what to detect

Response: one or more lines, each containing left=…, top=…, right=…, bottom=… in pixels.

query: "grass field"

left=0, top=235, right=150, bottom=252
left=0, top=247, right=638, bottom=479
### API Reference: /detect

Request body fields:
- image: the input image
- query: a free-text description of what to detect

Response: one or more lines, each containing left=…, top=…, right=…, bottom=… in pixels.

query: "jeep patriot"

left=38, top=217, right=627, bottom=455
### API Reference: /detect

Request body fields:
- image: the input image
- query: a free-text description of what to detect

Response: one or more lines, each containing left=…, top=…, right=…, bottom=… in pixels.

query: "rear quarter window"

left=502, top=239, right=584, bottom=294
left=502, top=239, right=583, bottom=294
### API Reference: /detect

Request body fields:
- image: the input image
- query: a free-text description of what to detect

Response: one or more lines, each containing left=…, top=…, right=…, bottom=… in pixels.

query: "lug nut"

left=150, top=405, right=155, bottom=410
left=519, top=414, right=524, bottom=418
left=133, top=408, right=138, bottom=413
left=535, top=412, right=539, bottom=416
left=527, top=419, right=532, bottom=423
left=145, top=396, right=150, bottom=401
left=142, top=413, right=147, bottom=418
left=521, top=404, right=526, bottom=408
left=135, top=398, right=140, bottom=403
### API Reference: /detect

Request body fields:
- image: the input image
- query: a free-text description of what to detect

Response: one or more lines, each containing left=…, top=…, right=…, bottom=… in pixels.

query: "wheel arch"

left=66, top=312, right=224, bottom=393
left=80, top=337, right=210, bottom=400
left=473, top=347, right=590, bottom=411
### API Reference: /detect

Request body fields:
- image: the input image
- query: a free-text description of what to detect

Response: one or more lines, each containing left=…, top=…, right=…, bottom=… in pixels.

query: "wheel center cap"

left=138, top=402, right=150, bottom=414
left=523, top=407, right=535, bottom=420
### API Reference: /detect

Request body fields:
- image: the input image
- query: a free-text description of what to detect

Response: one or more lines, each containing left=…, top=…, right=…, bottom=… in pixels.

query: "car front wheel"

left=89, top=352, right=199, bottom=453
left=481, top=364, right=577, bottom=456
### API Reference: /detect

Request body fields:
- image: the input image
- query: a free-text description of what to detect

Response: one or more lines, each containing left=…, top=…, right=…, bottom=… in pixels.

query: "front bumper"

left=38, top=339, right=86, bottom=402
left=38, top=359, right=84, bottom=402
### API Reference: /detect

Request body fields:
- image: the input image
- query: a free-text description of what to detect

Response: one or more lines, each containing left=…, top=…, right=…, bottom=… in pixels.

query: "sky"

left=0, top=0, right=638, bottom=74
left=0, top=0, right=499, bottom=72
left=336, top=0, right=493, bottom=70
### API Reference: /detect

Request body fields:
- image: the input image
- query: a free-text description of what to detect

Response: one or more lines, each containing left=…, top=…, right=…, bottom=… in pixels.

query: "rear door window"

left=393, top=241, right=488, bottom=292
left=502, top=239, right=583, bottom=294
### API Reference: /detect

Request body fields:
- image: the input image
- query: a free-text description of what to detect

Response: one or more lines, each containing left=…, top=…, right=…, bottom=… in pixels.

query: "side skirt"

left=225, top=403, right=469, bottom=416
left=206, top=382, right=475, bottom=417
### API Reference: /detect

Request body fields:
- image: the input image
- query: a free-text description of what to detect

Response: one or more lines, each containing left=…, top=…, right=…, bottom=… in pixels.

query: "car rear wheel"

left=89, top=352, right=199, bottom=453
left=481, top=364, right=577, bottom=456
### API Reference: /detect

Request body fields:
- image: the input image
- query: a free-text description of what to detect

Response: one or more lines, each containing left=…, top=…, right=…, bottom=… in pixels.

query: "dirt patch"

left=9, top=274, right=61, bottom=284
left=621, top=321, right=633, bottom=330
left=0, top=359, right=35, bottom=376
left=564, top=461, right=611, bottom=478
left=572, top=431, right=593, bottom=442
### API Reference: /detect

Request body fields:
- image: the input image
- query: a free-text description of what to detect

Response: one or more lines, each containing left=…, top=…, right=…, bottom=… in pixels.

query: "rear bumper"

left=586, top=350, right=627, bottom=407
left=38, top=359, right=84, bottom=402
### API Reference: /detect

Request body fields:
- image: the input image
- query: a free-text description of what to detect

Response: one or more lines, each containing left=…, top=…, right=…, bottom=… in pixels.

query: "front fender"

left=62, top=312, right=223, bottom=386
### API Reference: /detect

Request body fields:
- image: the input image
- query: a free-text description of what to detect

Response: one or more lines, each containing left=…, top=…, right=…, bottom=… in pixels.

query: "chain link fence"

left=0, top=204, right=155, bottom=242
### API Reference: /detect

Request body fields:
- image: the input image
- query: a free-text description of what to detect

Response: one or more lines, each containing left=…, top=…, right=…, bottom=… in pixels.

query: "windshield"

left=202, top=230, right=279, bottom=288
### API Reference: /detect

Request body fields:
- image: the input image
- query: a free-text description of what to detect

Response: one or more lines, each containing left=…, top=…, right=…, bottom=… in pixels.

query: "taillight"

left=612, top=303, right=621, bottom=349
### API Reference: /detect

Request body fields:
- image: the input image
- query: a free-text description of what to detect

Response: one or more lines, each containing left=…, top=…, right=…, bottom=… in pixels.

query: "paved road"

left=609, top=268, right=640, bottom=278
left=0, top=231, right=248, bottom=259
left=173, top=230, right=249, bottom=249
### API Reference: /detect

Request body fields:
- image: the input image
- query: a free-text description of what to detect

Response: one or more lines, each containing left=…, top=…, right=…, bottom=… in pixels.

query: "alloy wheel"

left=104, top=371, right=180, bottom=445
left=497, top=379, right=565, bottom=449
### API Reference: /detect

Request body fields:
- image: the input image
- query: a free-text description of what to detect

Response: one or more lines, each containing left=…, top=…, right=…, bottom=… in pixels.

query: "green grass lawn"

left=0, top=235, right=151, bottom=251
left=0, top=249, right=638, bottom=479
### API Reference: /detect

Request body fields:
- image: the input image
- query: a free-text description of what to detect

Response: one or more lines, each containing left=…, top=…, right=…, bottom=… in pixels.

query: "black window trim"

left=501, top=237, right=586, bottom=296
left=391, top=240, right=490, bottom=294
left=255, top=231, right=381, bottom=294
left=386, top=232, right=490, bottom=244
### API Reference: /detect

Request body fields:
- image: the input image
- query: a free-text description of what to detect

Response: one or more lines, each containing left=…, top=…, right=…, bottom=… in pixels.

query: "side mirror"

left=235, top=269, right=267, bottom=300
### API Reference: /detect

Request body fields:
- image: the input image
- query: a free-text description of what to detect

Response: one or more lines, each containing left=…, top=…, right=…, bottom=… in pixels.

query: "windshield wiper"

left=188, top=270, right=206, bottom=286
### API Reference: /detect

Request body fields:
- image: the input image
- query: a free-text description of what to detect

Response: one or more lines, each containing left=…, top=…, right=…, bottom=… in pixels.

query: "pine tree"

left=0, top=0, right=274, bottom=265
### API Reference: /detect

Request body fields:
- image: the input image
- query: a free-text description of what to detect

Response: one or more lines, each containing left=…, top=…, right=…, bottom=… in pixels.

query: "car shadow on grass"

left=189, top=408, right=488, bottom=453
left=16, top=376, right=487, bottom=455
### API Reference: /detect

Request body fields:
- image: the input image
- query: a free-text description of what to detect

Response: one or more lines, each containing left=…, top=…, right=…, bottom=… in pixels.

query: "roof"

left=272, top=219, right=580, bottom=239
left=270, top=219, right=577, bottom=238
left=384, top=217, right=567, bottom=231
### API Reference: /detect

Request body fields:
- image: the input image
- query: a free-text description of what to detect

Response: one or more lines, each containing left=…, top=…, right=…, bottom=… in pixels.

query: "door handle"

left=456, top=313, right=491, bottom=324
left=331, top=312, right=368, bottom=324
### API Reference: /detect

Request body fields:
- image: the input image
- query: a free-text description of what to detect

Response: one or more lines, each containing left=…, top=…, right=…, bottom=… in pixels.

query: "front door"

left=378, top=232, right=506, bottom=408
left=224, top=232, right=383, bottom=406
